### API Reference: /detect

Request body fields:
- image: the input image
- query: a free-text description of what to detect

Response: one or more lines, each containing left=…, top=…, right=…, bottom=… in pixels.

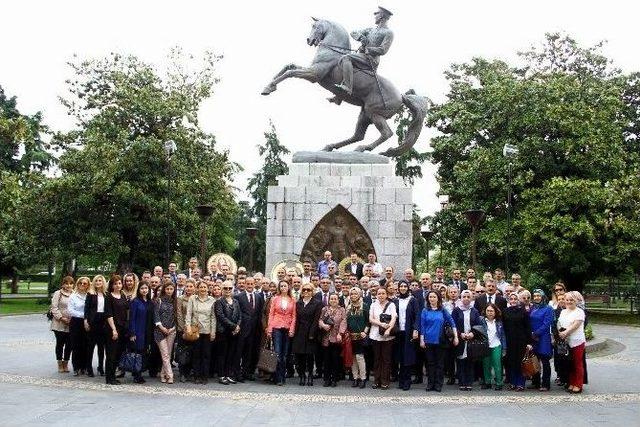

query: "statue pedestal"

left=265, top=152, right=413, bottom=276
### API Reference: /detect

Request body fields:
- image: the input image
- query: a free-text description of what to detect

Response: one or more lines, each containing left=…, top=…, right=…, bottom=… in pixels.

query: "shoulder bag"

left=257, top=338, right=278, bottom=373
left=521, top=348, right=541, bottom=377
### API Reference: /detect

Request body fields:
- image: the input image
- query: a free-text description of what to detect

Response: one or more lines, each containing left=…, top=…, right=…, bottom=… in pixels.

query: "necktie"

left=489, top=295, right=493, bottom=304
left=323, top=293, right=327, bottom=306
left=249, top=292, right=254, bottom=309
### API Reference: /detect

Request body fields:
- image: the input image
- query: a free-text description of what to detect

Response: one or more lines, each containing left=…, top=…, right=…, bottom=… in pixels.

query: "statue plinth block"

left=266, top=152, right=413, bottom=276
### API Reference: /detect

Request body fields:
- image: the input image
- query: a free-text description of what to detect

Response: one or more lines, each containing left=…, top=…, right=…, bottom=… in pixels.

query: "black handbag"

left=379, top=302, right=399, bottom=335
left=555, top=339, right=570, bottom=358
left=467, top=324, right=490, bottom=360
left=322, top=315, right=335, bottom=327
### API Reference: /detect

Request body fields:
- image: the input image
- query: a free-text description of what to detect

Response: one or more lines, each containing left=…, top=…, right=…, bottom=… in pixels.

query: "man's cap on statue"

left=376, top=7, right=393, bottom=17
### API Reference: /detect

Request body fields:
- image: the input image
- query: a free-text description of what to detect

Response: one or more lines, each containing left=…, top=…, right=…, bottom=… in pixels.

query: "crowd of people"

left=48, top=252, right=588, bottom=393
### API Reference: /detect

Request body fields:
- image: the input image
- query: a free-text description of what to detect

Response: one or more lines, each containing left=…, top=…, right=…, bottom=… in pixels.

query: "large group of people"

left=49, top=252, right=588, bottom=393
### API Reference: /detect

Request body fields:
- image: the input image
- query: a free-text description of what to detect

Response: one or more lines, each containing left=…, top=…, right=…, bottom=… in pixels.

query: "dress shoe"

left=134, top=377, right=145, bottom=384
left=201, top=378, right=208, bottom=385
left=219, top=377, right=229, bottom=385
left=494, top=385, right=503, bottom=391
left=73, top=371, right=80, bottom=377
left=227, top=377, right=237, bottom=384
left=412, top=377, right=423, bottom=385
left=235, top=377, right=245, bottom=383
left=371, top=383, right=381, bottom=389
left=86, top=369, right=95, bottom=378
left=481, top=384, right=492, bottom=390
left=307, top=377, right=314, bottom=386
left=179, top=374, right=186, bottom=383
left=106, top=379, right=121, bottom=385
left=299, top=375, right=306, bottom=386
left=359, top=379, right=367, bottom=389
left=352, top=379, right=360, bottom=388
left=330, top=381, right=337, bottom=387
left=97, top=366, right=105, bottom=376
left=323, top=380, right=331, bottom=387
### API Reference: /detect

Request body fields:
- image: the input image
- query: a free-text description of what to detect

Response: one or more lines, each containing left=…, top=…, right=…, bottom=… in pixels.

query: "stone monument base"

left=265, top=152, right=413, bottom=277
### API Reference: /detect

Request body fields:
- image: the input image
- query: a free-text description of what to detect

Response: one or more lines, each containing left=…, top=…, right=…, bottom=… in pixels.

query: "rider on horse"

left=334, top=6, right=394, bottom=96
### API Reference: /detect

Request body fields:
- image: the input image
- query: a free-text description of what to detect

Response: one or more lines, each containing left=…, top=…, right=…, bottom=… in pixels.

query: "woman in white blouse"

left=557, top=291, right=587, bottom=393
left=368, top=287, right=397, bottom=390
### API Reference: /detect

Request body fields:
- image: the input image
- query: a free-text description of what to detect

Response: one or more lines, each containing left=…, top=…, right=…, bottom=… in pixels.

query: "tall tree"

left=36, top=50, right=238, bottom=273
left=245, top=121, right=290, bottom=272
left=427, top=33, right=640, bottom=291
left=0, top=86, right=53, bottom=292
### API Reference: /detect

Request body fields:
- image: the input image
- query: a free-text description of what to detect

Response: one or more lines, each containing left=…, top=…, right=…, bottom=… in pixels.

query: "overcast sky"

left=2, top=0, right=639, bottom=216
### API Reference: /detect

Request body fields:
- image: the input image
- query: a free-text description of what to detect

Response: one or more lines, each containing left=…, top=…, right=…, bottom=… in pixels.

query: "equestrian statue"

left=261, top=7, right=428, bottom=158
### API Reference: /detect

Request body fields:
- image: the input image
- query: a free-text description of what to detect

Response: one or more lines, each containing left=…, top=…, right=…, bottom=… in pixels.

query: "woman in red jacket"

left=267, top=280, right=297, bottom=386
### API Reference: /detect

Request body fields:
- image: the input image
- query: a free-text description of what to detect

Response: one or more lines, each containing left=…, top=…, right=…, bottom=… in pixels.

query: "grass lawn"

left=1, top=280, right=49, bottom=294
left=590, top=311, right=640, bottom=326
left=0, top=298, right=48, bottom=315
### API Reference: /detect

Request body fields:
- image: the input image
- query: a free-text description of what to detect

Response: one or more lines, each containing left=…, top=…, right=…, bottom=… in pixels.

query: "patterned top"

left=154, top=297, right=176, bottom=342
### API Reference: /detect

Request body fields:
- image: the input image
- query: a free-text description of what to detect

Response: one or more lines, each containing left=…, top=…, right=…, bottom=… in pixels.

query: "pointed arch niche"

left=300, top=204, right=376, bottom=264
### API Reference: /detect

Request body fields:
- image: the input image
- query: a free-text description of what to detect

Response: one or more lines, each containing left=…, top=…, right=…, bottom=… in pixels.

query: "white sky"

left=2, top=0, right=639, bottom=216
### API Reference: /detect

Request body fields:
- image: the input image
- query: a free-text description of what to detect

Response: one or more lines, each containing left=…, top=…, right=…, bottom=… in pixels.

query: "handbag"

left=175, top=341, right=192, bottom=365
left=257, top=339, right=278, bottom=373
left=119, top=350, right=143, bottom=373
left=46, top=292, right=63, bottom=321
left=182, top=323, right=200, bottom=342
left=322, top=315, right=335, bottom=327
left=555, top=340, right=570, bottom=358
left=467, top=338, right=490, bottom=360
left=521, top=348, right=541, bottom=377
left=379, top=302, right=399, bottom=335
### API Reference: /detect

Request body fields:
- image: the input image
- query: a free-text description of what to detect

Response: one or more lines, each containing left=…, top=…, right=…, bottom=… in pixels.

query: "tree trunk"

left=10, top=270, right=18, bottom=294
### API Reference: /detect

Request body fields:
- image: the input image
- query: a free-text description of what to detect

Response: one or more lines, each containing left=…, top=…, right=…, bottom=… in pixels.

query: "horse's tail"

left=381, top=89, right=429, bottom=157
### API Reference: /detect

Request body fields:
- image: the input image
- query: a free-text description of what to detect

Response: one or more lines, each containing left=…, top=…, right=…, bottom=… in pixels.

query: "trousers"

left=482, top=345, right=503, bottom=386
left=157, top=329, right=176, bottom=381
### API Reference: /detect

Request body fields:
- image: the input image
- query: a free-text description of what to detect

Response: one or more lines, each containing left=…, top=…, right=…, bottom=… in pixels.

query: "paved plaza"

left=0, top=315, right=639, bottom=426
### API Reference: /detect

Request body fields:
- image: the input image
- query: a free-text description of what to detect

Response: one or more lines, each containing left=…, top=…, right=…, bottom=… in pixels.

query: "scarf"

left=532, top=288, right=548, bottom=309
left=458, top=290, right=473, bottom=311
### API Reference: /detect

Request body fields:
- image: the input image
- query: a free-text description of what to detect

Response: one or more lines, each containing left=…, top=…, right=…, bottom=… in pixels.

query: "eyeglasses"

left=554, top=288, right=563, bottom=292
left=223, top=287, right=233, bottom=290
left=302, top=289, right=312, bottom=292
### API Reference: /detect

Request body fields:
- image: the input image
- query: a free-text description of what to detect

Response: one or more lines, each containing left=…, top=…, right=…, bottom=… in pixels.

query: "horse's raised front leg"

left=354, top=114, right=394, bottom=152
left=261, top=66, right=318, bottom=95
left=323, top=109, right=371, bottom=151
left=261, top=63, right=300, bottom=95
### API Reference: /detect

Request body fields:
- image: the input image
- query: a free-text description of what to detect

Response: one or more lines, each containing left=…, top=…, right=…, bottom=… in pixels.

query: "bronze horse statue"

left=261, top=18, right=428, bottom=157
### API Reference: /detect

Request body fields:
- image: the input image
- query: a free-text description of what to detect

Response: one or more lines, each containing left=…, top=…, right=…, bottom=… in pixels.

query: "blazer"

left=292, top=297, right=323, bottom=355
left=267, top=295, right=297, bottom=335
left=234, top=291, right=264, bottom=338
left=473, top=293, right=507, bottom=316
left=318, top=306, right=347, bottom=346
left=451, top=306, right=482, bottom=357
left=529, top=304, right=554, bottom=356
left=128, top=298, right=151, bottom=352
left=214, top=298, right=242, bottom=334
left=84, top=293, right=108, bottom=330
left=481, top=317, right=507, bottom=349
left=344, top=262, right=364, bottom=279
left=398, top=295, right=421, bottom=366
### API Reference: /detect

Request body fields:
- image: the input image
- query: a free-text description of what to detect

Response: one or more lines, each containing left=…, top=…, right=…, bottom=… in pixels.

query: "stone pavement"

left=0, top=315, right=639, bottom=426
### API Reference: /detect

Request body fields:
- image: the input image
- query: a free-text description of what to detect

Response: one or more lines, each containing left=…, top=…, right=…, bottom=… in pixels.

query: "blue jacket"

left=529, top=304, right=554, bottom=356
left=420, top=308, right=456, bottom=345
left=128, top=298, right=151, bottom=352
left=481, top=317, right=507, bottom=350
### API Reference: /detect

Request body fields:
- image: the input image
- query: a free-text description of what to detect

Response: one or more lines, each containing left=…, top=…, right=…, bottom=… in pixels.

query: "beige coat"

left=50, top=290, right=71, bottom=332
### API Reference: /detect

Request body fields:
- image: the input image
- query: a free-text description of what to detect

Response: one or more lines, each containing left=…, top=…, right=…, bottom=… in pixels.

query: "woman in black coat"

left=84, top=275, right=109, bottom=377
left=503, top=292, right=533, bottom=391
left=214, top=283, right=242, bottom=385
left=292, top=283, right=322, bottom=386
left=451, top=290, right=482, bottom=390
left=396, top=282, right=421, bottom=390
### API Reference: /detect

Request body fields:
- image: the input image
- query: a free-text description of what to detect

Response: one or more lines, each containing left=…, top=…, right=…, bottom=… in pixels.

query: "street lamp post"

left=502, top=144, right=519, bottom=278
left=420, top=227, right=434, bottom=273
left=438, top=195, right=449, bottom=265
left=246, top=226, right=258, bottom=274
left=464, top=209, right=486, bottom=272
left=163, top=140, right=177, bottom=266
left=195, top=205, right=214, bottom=270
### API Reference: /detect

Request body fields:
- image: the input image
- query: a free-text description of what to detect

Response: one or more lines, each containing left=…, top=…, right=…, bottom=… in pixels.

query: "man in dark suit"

left=473, top=278, right=507, bottom=316
left=450, top=269, right=467, bottom=292
left=344, top=252, right=364, bottom=280
left=183, top=257, right=199, bottom=278
left=234, top=276, right=264, bottom=381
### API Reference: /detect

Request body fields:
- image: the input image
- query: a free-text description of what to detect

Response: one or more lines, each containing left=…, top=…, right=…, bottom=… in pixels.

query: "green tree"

left=0, top=86, right=54, bottom=292
left=427, top=33, right=640, bottom=291
left=36, top=50, right=238, bottom=273
left=245, top=121, right=290, bottom=272
left=394, top=105, right=429, bottom=185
